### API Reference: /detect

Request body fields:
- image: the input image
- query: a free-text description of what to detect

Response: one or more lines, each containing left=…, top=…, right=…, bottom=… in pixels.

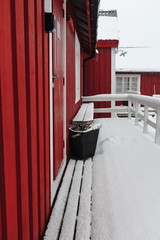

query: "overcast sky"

left=100, top=0, right=160, bottom=47
left=99, top=0, right=160, bottom=69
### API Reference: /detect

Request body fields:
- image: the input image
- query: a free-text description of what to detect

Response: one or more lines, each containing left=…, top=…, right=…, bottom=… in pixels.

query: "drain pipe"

left=83, top=50, right=98, bottom=95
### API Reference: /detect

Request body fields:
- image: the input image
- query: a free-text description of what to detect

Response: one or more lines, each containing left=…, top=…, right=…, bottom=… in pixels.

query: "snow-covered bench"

left=72, top=102, right=94, bottom=125
left=44, top=158, right=92, bottom=239
left=70, top=103, right=94, bottom=132
left=70, top=103, right=101, bottom=159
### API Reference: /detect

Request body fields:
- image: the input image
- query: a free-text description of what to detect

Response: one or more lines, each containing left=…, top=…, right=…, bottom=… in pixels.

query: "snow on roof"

left=116, top=47, right=160, bottom=71
left=116, top=68, right=160, bottom=73
left=98, top=10, right=119, bottom=41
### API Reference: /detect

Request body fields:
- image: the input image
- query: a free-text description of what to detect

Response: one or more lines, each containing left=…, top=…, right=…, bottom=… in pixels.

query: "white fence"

left=82, top=94, right=160, bottom=145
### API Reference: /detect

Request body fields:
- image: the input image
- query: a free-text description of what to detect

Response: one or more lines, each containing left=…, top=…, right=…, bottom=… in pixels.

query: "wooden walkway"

left=44, top=159, right=93, bottom=240
left=92, top=118, right=160, bottom=240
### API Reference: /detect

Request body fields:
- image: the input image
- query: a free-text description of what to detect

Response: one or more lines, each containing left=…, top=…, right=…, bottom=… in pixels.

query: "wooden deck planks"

left=44, top=159, right=93, bottom=240
left=75, top=158, right=92, bottom=240
left=44, top=160, right=76, bottom=239
left=59, top=161, right=83, bottom=240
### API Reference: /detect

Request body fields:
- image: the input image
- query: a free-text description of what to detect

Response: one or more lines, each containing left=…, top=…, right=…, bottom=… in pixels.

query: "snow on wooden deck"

left=44, top=160, right=76, bottom=239
left=44, top=159, right=93, bottom=240
left=92, top=118, right=160, bottom=240
left=75, top=159, right=92, bottom=240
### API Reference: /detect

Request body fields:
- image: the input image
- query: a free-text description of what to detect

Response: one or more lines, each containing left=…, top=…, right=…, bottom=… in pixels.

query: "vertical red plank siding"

left=0, top=89, right=7, bottom=240
left=24, top=0, right=40, bottom=238
left=66, top=21, right=82, bottom=156
left=0, top=198, right=2, bottom=240
left=85, top=47, right=111, bottom=117
left=42, top=20, right=50, bottom=220
left=141, top=72, right=160, bottom=95
left=0, top=0, right=19, bottom=239
left=52, top=0, right=64, bottom=177
left=11, top=0, right=30, bottom=238
left=42, top=1, right=50, bottom=223
left=34, top=0, right=45, bottom=235
left=116, top=72, right=160, bottom=96
left=0, top=0, right=51, bottom=238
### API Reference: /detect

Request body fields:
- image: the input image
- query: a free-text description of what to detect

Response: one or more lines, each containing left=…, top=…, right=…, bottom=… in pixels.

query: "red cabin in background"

left=84, top=10, right=119, bottom=117
left=0, top=0, right=99, bottom=239
left=116, top=69, right=160, bottom=96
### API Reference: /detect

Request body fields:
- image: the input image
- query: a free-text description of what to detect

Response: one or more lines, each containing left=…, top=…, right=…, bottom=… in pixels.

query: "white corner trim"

left=111, top=48, right=116, bottom=94
left=49, top=32, right=54, bottom=204
left=44, top=0, right=52, bottom=12
left=111, top=48, right=116, bottom=117
left=75, top=32, right=81, bottom=103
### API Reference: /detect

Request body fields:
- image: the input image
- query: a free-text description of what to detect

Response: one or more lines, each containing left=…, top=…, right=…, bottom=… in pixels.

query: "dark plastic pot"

left=69, top=128, right=100, bottom=160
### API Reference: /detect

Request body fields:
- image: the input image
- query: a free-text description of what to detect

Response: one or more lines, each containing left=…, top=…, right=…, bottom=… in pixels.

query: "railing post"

left=111, top=100, right=116, bottom=118
left=135, top=102, right=139, bottom=125
left=128, top=99, right=131, bottom=119
left=155, top=107, right=160, bottom=144
left=143, top=105, right=148, bottom=133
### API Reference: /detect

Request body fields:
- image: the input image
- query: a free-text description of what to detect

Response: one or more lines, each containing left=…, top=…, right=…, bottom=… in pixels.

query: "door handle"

left=52, top=75, right=59, bottom=79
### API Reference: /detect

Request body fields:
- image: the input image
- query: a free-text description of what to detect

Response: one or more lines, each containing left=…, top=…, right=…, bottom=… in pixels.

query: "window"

left=75, top=32, right=80, bottom=103
left=116, top=75, right=140, bottom=93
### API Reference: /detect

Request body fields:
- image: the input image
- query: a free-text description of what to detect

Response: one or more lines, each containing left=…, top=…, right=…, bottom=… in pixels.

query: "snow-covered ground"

left=92, top=118, right=160, bottom=240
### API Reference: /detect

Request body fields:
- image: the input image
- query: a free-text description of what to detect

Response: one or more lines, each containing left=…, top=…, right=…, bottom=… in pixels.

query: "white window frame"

left=75, top=32, right=80, bottom=103
left=116, top=74, right=141, bottom=94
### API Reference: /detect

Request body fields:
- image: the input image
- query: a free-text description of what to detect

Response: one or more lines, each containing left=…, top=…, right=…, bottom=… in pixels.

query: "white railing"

left=82, top=94, right=160, bottom=145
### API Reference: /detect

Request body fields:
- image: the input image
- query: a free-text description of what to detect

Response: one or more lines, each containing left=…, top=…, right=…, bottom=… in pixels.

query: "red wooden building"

left=84, top=10, right=119, bottom=117
left=116, top=69, right=160, bottom=96
left=0, top=0, right=99, bottom=239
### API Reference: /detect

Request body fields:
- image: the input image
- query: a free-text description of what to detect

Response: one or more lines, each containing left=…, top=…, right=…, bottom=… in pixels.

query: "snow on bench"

left=44, top=158, right=93, bottom=240
left=72, top=103, right=94, bottom=124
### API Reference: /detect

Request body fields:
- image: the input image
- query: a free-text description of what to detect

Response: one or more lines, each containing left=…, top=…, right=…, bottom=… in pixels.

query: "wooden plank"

left=24, top=0, right=39, bottom=238
left=0, top=0, right=19, bottom=239
left=83, top=103, right=94, bottom=122
left=82, top=94, right=129, bottom=102
left=34, top=0, right=45, bottom=235
left=53, top=0, right=64, bottom=178
left=59, top=161, right=83, bottom=240
left=44, top=160, right=76, bottom=239
left=0, top=197, right=2, bottom=240
left=72, top=104, right=88, bottom=123
left=0, top=92, right=6, bottom=240
left=94, top=107, right=128, bottom=113
left=12, top=0, right=31, bottom=238
left=76, top=159, right=92, bottom=240
left=42, top=5, right=50, bottom=220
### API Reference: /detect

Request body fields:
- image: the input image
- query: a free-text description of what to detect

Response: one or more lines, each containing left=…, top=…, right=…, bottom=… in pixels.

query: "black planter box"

left=69, top=128, right=100, bottom=160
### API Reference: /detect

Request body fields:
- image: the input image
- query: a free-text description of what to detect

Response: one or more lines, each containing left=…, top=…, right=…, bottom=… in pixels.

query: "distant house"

left=84, top=10, right=119, bottom=117
left=116, top=69, right=160, bottom=96
left=85, top=11, right=160, bottom=102
left=115, top=47, right=160, bottom=96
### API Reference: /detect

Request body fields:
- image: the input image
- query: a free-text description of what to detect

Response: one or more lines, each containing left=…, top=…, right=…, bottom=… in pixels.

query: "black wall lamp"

left=45, top=12, right=56, bottom=33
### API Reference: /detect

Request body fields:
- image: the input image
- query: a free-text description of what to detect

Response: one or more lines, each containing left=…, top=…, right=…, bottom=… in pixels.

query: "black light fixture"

left=45, top=12, right=56, bottom=33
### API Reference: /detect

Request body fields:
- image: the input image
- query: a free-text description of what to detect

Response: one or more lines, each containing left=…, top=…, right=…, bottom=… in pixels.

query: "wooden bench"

left=72, top=103, right=94, bottom=124
left=69, top=103, right=101, bottom=160
left=71, top=103, right=94, bottom=131
left=44, top=158, right=93, bottom=240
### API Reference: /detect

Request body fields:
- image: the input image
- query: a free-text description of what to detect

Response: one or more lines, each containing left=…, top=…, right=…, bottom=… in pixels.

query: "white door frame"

left=45, top=0, right=67, bottom=204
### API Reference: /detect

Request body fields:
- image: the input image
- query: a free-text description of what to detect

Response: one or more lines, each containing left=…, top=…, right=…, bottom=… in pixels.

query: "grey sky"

left=99, top=0, right=160, bottom=69
left=100, top=0, right=160, bottom=47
